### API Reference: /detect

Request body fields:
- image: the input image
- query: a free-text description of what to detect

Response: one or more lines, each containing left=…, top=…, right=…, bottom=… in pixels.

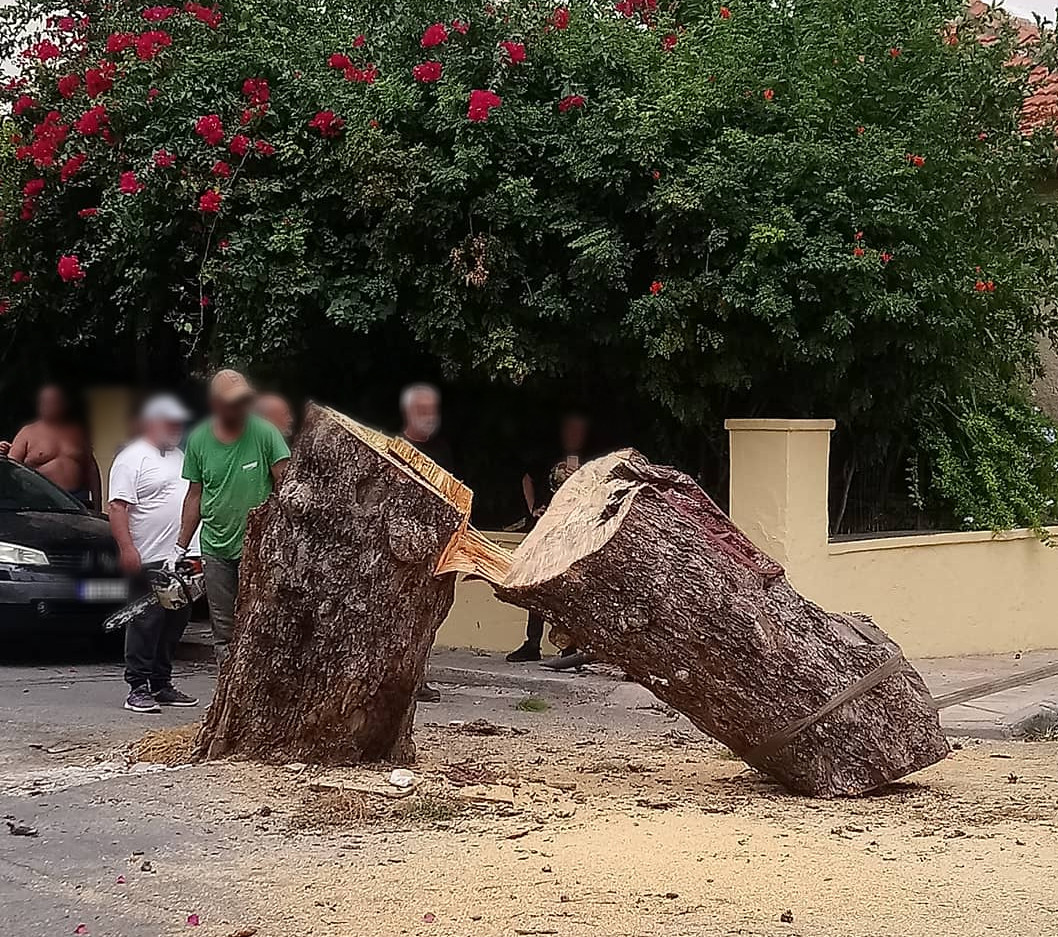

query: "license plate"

left=78, top=580, right=129, bottom=602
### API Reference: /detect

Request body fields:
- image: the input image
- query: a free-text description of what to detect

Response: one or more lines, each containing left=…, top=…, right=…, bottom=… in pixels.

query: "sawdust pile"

left=133, top=724, right=199, bottom=766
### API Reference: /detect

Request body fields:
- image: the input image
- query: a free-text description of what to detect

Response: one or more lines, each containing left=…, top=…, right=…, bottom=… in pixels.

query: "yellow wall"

left=86, top=386, right=135, bottom=504
left=727, top=419, right=1058, bottom=658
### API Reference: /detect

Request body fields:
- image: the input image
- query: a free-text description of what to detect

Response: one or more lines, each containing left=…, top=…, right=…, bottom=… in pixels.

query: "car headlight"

left=0, top=542, right=49, bottom=566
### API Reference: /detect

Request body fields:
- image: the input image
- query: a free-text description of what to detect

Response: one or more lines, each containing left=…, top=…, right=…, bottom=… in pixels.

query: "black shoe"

left=505, top=642, right=542, bottom=663
left=124, top=686, right=161, bottom=713
left=416, top=683, right=441, bottom=703
left=153, top=686, right=199, bottom=707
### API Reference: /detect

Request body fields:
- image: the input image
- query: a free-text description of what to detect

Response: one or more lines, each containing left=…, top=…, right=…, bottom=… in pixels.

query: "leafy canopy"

left=3, top=0, right=1058, bottom=529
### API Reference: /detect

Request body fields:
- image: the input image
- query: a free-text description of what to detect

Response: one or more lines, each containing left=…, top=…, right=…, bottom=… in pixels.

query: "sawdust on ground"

left=140, top=723, right=1058, bottom=937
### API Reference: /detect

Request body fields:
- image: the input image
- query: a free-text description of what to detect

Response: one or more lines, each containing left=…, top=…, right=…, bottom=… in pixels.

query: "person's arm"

left=270, top=458, right=289, bottom=487
left=176, top=482, right=202, bottom=552
left=522, top=472, right=536, bottom=514
left=108, top=501, right=141, bottom=574
left=8, top=427, right=30, bottom=463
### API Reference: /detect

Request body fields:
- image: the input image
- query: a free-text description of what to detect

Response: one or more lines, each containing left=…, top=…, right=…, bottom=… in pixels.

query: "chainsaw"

left=102, top=559, right=206, bottom=633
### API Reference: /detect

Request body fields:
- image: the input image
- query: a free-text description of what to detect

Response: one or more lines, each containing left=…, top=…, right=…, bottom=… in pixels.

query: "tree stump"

left=194, top=404, right=471, bottom=765
left=491, top=450, right=949, bottom=797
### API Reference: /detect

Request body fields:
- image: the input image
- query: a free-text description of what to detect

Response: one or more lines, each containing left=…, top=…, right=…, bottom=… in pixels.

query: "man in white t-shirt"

left=109, top=395, right=200, bottom=714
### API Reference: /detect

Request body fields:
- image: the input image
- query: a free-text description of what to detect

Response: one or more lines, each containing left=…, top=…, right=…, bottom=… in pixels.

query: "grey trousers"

left=202, top=555, right=240, bottom=664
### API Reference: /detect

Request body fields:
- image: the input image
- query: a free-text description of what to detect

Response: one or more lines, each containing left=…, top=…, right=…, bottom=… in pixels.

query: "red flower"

left=661, top=33, right=677, bottom=51
left=328, top=52, right=352, bottom=69
left=880, top=251, right=892, bottom=264
left=763, top=88, right=775, bottom=101
left=854, top=231, right=863, bottom=241
left=720, top=6, right=731, bottom=17
left=421, top=23, right=449, bottom=47
left=907, top=153, right=925, bottom=167
left=889, top=47, right=901, bottom=57
left=652, top=169, right=661, bottom=180
left=369, top=119, right=379, bottom=128
left=135, top=30, right=172, bottom=61
left=85, top=63, right=116, bottom=98
left=242, top=78, right=270, bottom=106
left=185, top=2, right=222, bottom=27
left=987, top=280, right=996, bottom=292
left=468, top=89, right=502, bottom=122
left=198, top=189, right=222, bottom=212
left=650, top=280, right=663, bottom=295
left=147, top=87, right=161, bottom=101
left=119, top=171, right=144, bottom=194
left=557, top=94, right=585, bottom=112
left=853, top=246, right=865, bottom=257
left=346, top=64, right=378, bottom=83
left=353, top=34, right=366, bottom=46
left=500, top=40, right=526, bottom=64
left=218, top=239, right=230, bottom=250
left=153, top=148, right=176, bottom=168
left=60, top=153, right=87, bottom=181
left=974, top=279, right=996, bottom=292
left=211, top=160, right=231, bottom=177
left=57, top=255, right=85, bottom=282
left=413, top=61, right=443, bottom=82
left=856, top=125, right=865, bottom=134
left=229, top=134, right=250, bottom=156
left=977, top=131, right=987, bottom=141
left=0, top=301, right=9, bottom=317
left=57, top=74, right=81, bottom=98
left=24, top=179, right=46, bottom=200
left=20, top=198, right=37, bottom=221
left=143, top=6, right=178, bottom=21
left=77, top=207, right=98, bottom=218
left=26, top=40, right=62, bottom=62
left=308, top=110, right=345, bottom=137
left=106, top=32, right=136, bottom=53
left=195, top=114, right=224, bottom=145
left=452, top=19, right=469, bottom=34
left=13, top=95, right=36, bottom=116
left=254, top=139, right=275, bottom=156
left=550, top=7, right=570, bottom=29
left=12, top=271, right=30, bottom=285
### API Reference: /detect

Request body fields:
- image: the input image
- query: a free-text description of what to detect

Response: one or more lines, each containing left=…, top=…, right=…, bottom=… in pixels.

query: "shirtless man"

left=0, top=385, right=102, bottom=508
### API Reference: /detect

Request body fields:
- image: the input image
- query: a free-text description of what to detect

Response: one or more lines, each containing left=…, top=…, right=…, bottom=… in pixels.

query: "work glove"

left=163, top=542, right=190, bottom=572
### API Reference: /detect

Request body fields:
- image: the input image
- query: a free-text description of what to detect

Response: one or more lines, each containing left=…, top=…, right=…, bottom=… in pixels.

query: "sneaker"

left=124, top=686, right=161, bottom=713
left=505, top=642, right=542, bottom=663
left=152, top=686, right=199, bottom=708
left=416, top=683, right=441, bottom=703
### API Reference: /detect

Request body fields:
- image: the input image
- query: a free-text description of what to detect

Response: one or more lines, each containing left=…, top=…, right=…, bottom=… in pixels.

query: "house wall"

left=727, top=419, right=1058, bottom=658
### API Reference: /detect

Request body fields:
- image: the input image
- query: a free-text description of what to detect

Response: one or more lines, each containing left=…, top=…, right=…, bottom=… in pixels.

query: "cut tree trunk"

left=487, top=450, right=949, bottom=797
left=194, top=404, right=470, bottom=765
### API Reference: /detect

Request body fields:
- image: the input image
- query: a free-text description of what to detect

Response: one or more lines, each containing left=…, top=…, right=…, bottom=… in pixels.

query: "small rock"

left=664, top=892, right=679, bottom=900
left=6, top=821, right=38, bottom=837
left=423, top=912, right=436, bottom=923
left=140, top=860, right=153, bottom=873
left=389, top=768, right=416, bottom=790
left=780, top=910, right=794, bottom=924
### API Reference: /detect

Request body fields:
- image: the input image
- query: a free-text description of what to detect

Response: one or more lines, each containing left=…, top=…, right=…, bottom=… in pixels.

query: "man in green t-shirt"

left=172, top=369, right=290, bottom=663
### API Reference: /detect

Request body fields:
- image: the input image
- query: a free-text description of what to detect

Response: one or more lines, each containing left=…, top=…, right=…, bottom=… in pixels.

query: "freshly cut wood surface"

left=493, top=449, right=949, bottom=796
left=195, top=404, right=469, bottom=765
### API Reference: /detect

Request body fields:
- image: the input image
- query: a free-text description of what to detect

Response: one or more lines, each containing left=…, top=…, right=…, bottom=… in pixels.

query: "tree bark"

left=194, top=404, right=470, bottom=765
left=492, top=450, right=949, bottom=797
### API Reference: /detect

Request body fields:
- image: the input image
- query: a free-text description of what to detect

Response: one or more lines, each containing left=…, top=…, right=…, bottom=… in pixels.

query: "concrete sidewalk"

left=179, top=622, right=1058, bottom=740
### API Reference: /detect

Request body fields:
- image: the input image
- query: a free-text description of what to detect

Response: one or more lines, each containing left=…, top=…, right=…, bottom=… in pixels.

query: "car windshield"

left=0, top=459, right=86, bottom=513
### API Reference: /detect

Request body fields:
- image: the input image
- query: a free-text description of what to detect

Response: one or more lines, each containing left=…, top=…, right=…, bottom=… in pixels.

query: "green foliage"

left=3, top=0, right=1058, bottom=529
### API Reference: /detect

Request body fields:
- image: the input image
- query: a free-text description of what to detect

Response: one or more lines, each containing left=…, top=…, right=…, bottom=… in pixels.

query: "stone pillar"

left=724, top=419, right=835, bottom=574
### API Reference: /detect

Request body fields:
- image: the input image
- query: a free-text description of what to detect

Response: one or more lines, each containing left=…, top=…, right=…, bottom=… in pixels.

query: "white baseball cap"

left=140, top=394, right=191, bottom=423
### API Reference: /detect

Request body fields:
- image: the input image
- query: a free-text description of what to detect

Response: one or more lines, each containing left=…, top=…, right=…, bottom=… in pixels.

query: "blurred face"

left=404, top=390, right=440, bottom=439
left=560, top=414, right=588, bottom=454
left=211, top=395, right=251, bottom=429
left=37, top=386, right=68, bottom=423
left=257, top=395, right=294, bottom=439
left=144, top=419, right=185, bottom=449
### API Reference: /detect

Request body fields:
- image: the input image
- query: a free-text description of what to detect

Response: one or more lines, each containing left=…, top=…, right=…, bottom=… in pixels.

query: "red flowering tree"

left=3, top=0, right=1058, bottom=527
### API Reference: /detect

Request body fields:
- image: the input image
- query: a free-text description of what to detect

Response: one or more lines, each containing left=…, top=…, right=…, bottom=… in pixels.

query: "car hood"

left=0, top=511, right=114, bottom=552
